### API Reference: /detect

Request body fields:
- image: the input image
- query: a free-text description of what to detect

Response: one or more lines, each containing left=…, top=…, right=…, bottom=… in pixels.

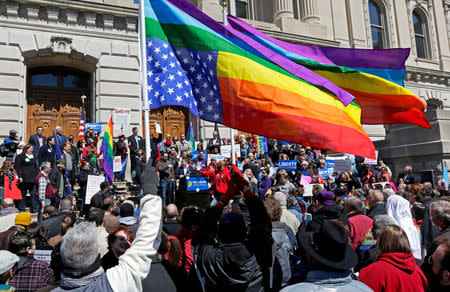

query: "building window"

left=369, top=1, right=388, bottom=49
left=236, top=0, right=248, bottom=19
left=413, top=10, right=430, bottom=59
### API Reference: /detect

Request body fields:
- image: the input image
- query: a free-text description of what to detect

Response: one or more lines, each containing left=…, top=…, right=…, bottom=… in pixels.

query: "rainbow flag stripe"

left=227, top=16, right=430, bottom=129
left=144, top=0, right=375, bottom=158
left=101, top=115, right=114, bottom=184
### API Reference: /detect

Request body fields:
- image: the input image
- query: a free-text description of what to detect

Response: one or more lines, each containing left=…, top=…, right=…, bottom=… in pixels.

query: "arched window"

left=369, top=1, right=388, bottom=49
left=412, top=10, right=430, bottom=59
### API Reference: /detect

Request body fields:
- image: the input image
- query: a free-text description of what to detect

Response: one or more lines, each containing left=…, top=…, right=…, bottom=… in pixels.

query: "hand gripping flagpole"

left=139, top=0, right=151, bottom=161
left=221, top=0, right=236, bottom=164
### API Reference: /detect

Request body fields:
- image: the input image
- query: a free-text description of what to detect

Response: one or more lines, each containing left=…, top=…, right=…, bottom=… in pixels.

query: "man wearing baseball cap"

left=0, top=250, right=19, bottom=290
left=0, top=212, right=31, bottom=250
left=306, top=191, right=350, bottom=232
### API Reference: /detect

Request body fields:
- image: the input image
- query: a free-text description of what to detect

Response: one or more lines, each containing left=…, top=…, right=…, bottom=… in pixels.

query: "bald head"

left=1, top=198, right=14, bottom=209
left=369, top=190, right=384, bottom=205
left=345, top=197, right=362, bottom=214
left=166, top=204, right=178, bottom=219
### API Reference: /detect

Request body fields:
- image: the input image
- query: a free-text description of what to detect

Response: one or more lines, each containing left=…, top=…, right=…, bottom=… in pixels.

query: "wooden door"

left=143, top=106, right=188, bottom=139
left=28, top=93, right=86, bottom=141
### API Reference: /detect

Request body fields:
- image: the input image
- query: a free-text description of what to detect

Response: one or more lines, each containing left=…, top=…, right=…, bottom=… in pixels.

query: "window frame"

left=368, top=0, right=389, bottom=50
left=412, top=9, right=430, bottom=59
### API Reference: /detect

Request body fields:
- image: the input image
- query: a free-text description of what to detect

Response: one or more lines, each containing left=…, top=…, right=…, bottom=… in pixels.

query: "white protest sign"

left=86, top=175, right=105, bottom=204
left=304, top=184, right=324, bottom=197
left=113, top=156, right=122, bottom=172
left=114, top=108, right=131, bottom=131
left=364, top=150, right=379, bottom=165
left=220, top=145, right=241, bottom=158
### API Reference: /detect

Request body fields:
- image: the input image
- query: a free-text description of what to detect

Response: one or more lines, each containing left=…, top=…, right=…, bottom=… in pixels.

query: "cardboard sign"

left=85, top=123, right=101, bottom=133
left=278, top=160, right=297, bottom=171
left=114, top=108, right=131, bottom=131
left=220, top=145, right=241, bottom=158
left=187, top=177, right=209, bottom=192
left=85, top=175, right=105, bottom=204
left=113, top=156, right=122, bottom=172
left=334, top=160, right=353, bottom=174
left=304, top=184, right=324, bottom=197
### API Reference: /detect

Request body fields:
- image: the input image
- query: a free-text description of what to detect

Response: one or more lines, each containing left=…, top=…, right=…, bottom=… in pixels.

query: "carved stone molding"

left=0, top=0, right=137, bottom=35
left=49, top=36, right=73, bottom=55
left=362, top=0, right=398, bottom=48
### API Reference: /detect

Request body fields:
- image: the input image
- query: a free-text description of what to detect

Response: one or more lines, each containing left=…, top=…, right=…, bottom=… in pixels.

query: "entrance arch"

left=27, top=67, right=92, bottom=140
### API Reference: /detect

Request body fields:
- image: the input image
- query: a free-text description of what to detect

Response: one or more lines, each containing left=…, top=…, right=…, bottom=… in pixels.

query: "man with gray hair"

left=367, top=190, right=387, bottom=219
left=428, top=200, right=450, bottom=255
left=397, top=165, right=415, bottom=184
left=55, top=126, right=66, bottom=145
left=382, top=188, right=395, bottom=200
left=52, top=163, right=162, bottom=292
left=35, top=161, right=56, bottom=222
left=273, top=192, right=300, bottom=234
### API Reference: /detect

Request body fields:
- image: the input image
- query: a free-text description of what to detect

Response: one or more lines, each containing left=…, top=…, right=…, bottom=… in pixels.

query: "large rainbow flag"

left=144, top=0, right=375, bottom=158
left=227, top=15, right=430, bottom=129
left=100, top=115, right=114, bottom=184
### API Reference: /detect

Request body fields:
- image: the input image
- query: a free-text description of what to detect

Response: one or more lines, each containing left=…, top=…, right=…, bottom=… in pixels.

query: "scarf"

left=6, top=170, right=15, bottom=190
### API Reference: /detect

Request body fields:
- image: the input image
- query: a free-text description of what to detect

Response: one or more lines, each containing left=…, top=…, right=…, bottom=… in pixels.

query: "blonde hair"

left=377, top=224, right=411, bottom=254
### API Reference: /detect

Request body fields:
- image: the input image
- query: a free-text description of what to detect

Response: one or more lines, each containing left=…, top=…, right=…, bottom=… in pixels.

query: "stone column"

left=300, top=0, right=320, bottom=24
left=274, top=0, right=294, bottom=21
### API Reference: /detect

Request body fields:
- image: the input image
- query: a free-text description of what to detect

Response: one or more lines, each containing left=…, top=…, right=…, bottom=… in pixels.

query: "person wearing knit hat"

left=305, top=191, right=350, bottom=233
left=118, top=203, right=138, bottom=236
left=0, top=212, right=31, bottom=250
left=0, top=250, right=19, bottom=290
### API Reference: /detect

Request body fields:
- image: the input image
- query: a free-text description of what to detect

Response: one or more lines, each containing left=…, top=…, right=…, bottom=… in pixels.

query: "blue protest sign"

left=278, top=160, right=297, bottom=171
left=85, top=123, right=101, bottom=133
left=187, top=177, right=209, bottom=192
left=444, top=167, right=448, bottom=187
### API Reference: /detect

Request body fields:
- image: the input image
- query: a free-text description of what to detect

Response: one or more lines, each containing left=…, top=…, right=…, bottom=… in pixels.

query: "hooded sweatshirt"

left=359, top=252, right=427, bottom=292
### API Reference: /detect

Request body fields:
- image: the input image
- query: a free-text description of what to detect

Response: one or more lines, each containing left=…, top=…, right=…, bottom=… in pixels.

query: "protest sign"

left=334, top=160, right=353, bottom=173
left=364, top=150, right=379, bottom=165
left=252, top=135, right=268, bottom=154
left=300, top=175, right=312, bottom=185
left=85, top=123, right=101, bottom=133
left=278, top=160, right=297, bottom=171
left=113, top=156, right=122, bottom=172
left=187, top=177, right=209, bottom=192
left=114, top=108, right=131, bottom=131
left=207, top=154, right=227, bottom=165
left=304, top=184, right=323, bottom=197
left=85, top=175, right=105, bottom=204
left=220, top=145, right=240, bottom=158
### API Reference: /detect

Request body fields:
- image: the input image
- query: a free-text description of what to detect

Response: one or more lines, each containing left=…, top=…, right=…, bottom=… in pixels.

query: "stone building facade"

left=1, top=0, right=450, bottom=178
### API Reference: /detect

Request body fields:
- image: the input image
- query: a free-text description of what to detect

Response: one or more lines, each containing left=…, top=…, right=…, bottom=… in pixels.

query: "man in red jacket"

left=345, top=197, right=373, bottom=250
left=199, top=160, right=231, bottom=206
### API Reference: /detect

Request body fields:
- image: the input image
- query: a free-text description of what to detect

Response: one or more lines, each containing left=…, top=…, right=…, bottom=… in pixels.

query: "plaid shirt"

left=0, top=207, right=19, bottom=217
left=37, top=173, right=48, bottom=202
left=10, top=256, right=54, bottom=292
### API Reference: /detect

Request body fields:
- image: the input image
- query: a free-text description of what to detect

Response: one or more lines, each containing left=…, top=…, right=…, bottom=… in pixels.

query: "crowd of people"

left=0, top=125, right=449, bottom=291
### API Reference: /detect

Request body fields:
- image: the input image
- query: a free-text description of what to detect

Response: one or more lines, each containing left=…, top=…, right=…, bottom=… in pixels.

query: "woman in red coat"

left=359, top=224, right=427, bottom=292
left=1, top=160, right=22, bottom=206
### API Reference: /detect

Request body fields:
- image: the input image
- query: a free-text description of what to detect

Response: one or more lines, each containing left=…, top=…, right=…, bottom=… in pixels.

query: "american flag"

left=79, top=100, right=85, bottom=140
left=147, top=38, right=223, bottom=123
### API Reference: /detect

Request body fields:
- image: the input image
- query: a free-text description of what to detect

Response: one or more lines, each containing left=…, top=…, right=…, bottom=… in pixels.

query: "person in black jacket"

left=306, top=190, right=350, bottom=232
left=14, top=144, right=38, bottom=213
left=192, top=167, right=273, bottom=292
left=28, top=126, right=46, bottom=158
left=38, top=136, right=56, bottom=165
left=78, top=160, right=94, bottom=214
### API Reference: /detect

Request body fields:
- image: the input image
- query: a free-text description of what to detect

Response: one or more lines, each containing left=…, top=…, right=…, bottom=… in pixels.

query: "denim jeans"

left=160, top=180, right=174, bottom=207
left=19, top=183, right=35, bottom=212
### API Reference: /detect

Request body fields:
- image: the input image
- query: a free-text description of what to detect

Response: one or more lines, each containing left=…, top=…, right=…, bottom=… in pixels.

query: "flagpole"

left=139, top=0, right=151, bottom=161
left=221, top=0, right=236, bottom=164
